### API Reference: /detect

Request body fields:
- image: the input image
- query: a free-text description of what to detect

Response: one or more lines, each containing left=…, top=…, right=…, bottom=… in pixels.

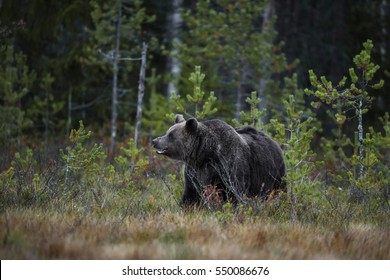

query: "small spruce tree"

left=305, top=40, right=386, bottom=201
left=168, top=65, right=218, bottom=120
left=0, top=47, right=36, bottom=147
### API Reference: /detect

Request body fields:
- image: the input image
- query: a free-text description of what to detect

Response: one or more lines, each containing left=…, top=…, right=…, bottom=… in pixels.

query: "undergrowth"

left=1, top=121, right=387, bottom=227
left=0, top=124, right=389, bottom=259
left=1, top=41, right=389, bottom=259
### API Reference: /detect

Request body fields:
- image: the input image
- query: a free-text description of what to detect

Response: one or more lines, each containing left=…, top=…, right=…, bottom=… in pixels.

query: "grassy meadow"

left=1, top=39, right=389, bottom=260
left=1, top=206, right=389, bottom=260
left=0, top=122, right=389, bottom=260
left=1, top=154, right=389, bottom=260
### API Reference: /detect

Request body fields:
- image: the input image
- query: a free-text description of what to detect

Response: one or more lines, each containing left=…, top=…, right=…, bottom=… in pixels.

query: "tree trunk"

left=67, top=90, right=72, bottom=137
left=44, top=86, right=49, bottom=149
left=134, top=42, right=148, bottom=148
left=380, top=0, right=387, bottom=64
left=167, top=0, right=183, bottom=97
left=257, top=1, right=273, bottom=122
left=288, top=119, right=297, bottom=222
left=358, top=98, right=364, bottom=179
left=235, top=73, right=243, bottom=121
left=110, top=0, right=122, bottom=156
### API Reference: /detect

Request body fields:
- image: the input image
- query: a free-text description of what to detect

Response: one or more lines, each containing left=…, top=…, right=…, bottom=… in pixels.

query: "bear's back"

left=202, top=119, right=243, bottom=142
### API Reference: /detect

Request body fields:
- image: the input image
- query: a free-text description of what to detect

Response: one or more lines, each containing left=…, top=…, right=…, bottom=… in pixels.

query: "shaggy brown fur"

left=152, top=114, right=286, bottom=206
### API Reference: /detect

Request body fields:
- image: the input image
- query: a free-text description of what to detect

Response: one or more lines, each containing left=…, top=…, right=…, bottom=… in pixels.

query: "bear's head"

left=152, top=114, right=198, bottom=160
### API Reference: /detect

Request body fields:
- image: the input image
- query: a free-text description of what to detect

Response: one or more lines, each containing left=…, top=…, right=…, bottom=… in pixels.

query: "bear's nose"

left=152, top=138, right=158, bottom=147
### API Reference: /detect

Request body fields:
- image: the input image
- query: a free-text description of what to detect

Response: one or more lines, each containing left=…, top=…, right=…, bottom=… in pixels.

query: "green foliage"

left=0, top=120, right=154, bottom=214
left=280, top=74, right=307, bottom=115
left=0, top=47, right=36, bottom=146
left=0, top=148, right=49, bottom=210
left=305, top=40, right=387, bottom=202
left=115, top=139, right=149, bottom=189
left=216, top=202, right=235, bottom=223
left=233, top=91, right=266, bottom=130
left=143, top=68, right=170, bottom=136
left=271, top=93, right=319, bottom=220
left=28, top=73, right=65, bottom=140
left=84, top=0, right=158, bottom=139
left=305, top=40, right=383, bottom=115
left=60, top=121, right=106, bottom=195
left=280, top=96, right=318, bottom=180
left=1, top=1, right=390, bottom=252
left=168, top=66, right=218, bottom=120
left=266, top=71, right=319, bottom=195
left=233, top=80, right=324, bottom=221
left=173, top=0, right=292, bottom=114
left=215, top=201, right=256, bottom=224
left=144, top=91, right=171, bottom=136
left=88, top=0, right=156, bottom=61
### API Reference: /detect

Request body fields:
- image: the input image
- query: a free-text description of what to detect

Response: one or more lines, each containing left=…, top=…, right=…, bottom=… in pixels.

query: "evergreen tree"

left=143, top=68, right=170, bottom=137
left=27, top=73, right=65, bottom=146
left=172, top=0, right=292, bottom=120
left=305, top=40, right=387, bottom=201
left=306, top=40, right=384, bottom=179
left=168, top=66, right=218, bottom=120
left=86, top=0, right=156, bottom=154
left=0, top=47, right=36, bottom=148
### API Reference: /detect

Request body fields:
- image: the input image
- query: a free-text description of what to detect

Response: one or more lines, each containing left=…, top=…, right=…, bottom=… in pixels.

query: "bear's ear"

left=175, top=114, right=185, bottom=123
left=185, top=118, right=198, bottom=133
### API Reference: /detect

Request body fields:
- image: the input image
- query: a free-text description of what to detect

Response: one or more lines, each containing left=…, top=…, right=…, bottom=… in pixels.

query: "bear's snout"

left=151, top=137, right=159, bottom=147
left=152, top=137, right=169, bottom=155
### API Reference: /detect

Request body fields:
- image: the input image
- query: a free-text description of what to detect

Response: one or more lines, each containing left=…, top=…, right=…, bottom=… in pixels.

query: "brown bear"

left=152, top=114, right=286, bottom=206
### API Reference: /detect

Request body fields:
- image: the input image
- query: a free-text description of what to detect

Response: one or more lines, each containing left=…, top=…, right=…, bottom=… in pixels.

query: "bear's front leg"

left=181, top=167, right=202, bottom=206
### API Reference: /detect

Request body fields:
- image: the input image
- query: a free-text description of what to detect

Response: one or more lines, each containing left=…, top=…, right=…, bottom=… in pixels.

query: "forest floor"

left=1, top=205, right=389, bottom=259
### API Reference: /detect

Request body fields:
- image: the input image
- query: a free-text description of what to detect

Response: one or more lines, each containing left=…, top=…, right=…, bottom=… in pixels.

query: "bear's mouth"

left=155, top=148, right=168, bottom=155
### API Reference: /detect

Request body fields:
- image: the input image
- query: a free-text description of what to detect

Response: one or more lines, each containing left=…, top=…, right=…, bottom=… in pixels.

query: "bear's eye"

left=168, top=132, right=174, bottom=139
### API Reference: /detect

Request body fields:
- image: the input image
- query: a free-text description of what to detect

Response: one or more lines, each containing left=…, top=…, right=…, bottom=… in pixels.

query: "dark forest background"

left=1, top=0, right=389, bottom=155
left=1, top=1, right=389, bottom=260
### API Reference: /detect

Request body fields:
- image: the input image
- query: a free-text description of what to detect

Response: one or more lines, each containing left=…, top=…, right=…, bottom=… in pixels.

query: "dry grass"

left=2, top=129, right=388, bottom=260
left=1, top=207, right=389, bottom=260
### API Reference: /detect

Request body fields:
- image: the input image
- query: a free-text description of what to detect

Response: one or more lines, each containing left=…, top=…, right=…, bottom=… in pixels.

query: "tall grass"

left=1, top=162, right=389, bottom=260
left=1, top=201, right=389, bottom=259
left=0, top=122, right=389, bottom=259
